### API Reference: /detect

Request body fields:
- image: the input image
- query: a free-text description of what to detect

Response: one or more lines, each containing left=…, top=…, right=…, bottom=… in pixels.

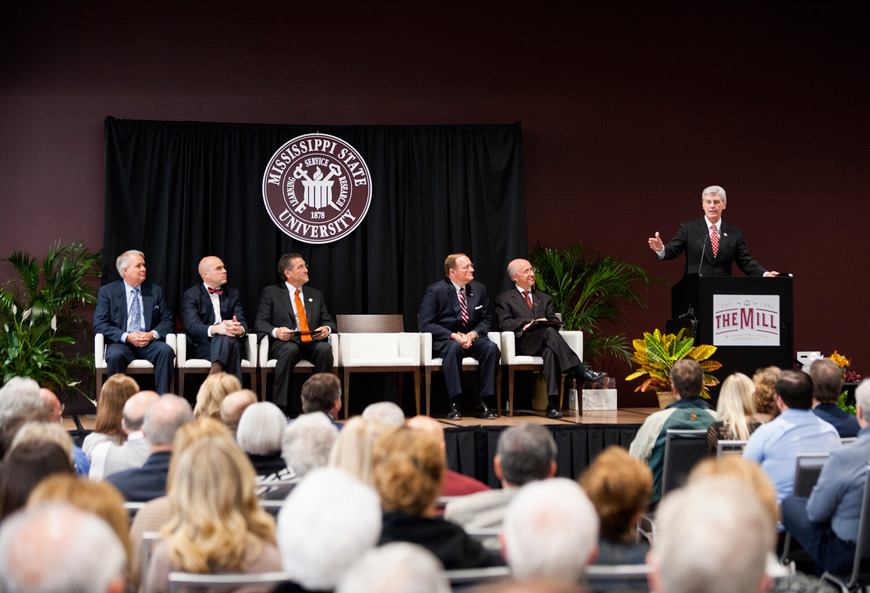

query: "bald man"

left=181, top=256, right=248, bottom=380
left=89, top=390, right=160, bottom=480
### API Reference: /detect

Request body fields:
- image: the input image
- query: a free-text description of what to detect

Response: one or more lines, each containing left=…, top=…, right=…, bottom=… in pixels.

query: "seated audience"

left=0, top=376, right=44, bottom=427
left=89, top=390, right=160, bottom=480
left=706, top=372, right=761, bottom=455
left=373, top=424, right=501, bottom=569
left=237, top=402, right=292, bottom=488
left=220, top=389, right=258, bottom=435
left=38, top=386, right=90, bottom=475
left=629, top=359, right=718, bottom=501
left=275, top=467, right=382, bottom=592
left=502, top=478, right=599, bottom=582
left=301, top=372, right=343, bottom=425
left=335, top=542, right=449, bottom=593
left=193, top=371, right=241, bottom=420
left=108, top=394, right=193, bottom=502
left=648, top=476, right=775, bottom=593
left=328, top=416, right=382, bottom=487
left=406, top=414, right=490, bottom=496
left=445, top=422, right=557, bottom=532
left=282, top=412, right=340, bottom=480
left=83, top=373, right=139, bottom=457
left=781, top=377, right=870, bottom=576
left=142, top=435, right=280, bottom=593
left=0, top=502, right=127, bottom=593
left=0, top=440, right=74, bottom=521
left=579, top=445, right=652, bottom=565
left=361, top=401, right=405, bottom=426
left=753, top=366, right=782, bottom=423
left=810, top=358, right=859, bottom=438
left=10, top=420, right=76, bottom=466
left=743, top=370, right=841, bottom=503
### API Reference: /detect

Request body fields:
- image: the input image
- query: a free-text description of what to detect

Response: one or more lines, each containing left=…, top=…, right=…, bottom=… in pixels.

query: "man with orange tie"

left=255, top=253, right=336, bottom=413
left=647, top=185, right=778, bottom=278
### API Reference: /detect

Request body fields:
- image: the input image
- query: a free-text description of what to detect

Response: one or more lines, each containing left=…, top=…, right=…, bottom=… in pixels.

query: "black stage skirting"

left=444, top=423, right=642, bottom=488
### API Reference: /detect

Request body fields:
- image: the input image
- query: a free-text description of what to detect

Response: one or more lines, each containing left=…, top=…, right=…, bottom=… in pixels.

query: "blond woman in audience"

left=706, top=372, right=761, bottom=455
left=328, top=416, right=383, bottom=487
left=192, top=372, right=241, bottom=420
left=83, top=374, right=139, bottom=457
left=579, top=445, right=652, bottom=564
left=142, top=435, right=279, bottom=593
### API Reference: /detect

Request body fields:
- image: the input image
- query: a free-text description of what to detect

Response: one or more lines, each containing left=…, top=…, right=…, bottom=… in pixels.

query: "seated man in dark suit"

left=180, top=256, right=248, bottom=381
left=810, top=358, right=859, bottom=438
left=419, top=253, right=500, bottom=420
left=107, top=394, right=193, bottom=502
left=255, top=253, right=336, bottom=414
left=495, top=258, right=606, bottom=419
left=93, top=250, right=175, bottom=394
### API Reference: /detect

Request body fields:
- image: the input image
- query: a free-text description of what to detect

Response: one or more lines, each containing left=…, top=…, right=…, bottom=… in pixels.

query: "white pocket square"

left=474, top=305, right=483, bottom=310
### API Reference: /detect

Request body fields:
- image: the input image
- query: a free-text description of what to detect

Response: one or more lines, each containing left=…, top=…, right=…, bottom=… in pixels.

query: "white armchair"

left=258, top=333, right=339, bottom=403
left=94, top=333, right=177, bottom=400
left=499, top=329, right=582, bottom=416
left=176, top=333, right=257, bottom=398
left=421, top=332, right=501, bottom=417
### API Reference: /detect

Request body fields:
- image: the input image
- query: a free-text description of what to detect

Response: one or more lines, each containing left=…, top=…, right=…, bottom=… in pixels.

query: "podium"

left=670, top=274, right=794, bottom=384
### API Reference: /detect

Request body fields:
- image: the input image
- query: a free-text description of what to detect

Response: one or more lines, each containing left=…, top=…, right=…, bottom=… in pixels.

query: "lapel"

left=281, top=285, right=297, bottom=325
left=445, top=279, right=462, bottom=319
left=698, top=219, right=714, bottom=264
left=512, top=289, right=534, bottom=320
left=141, top=283, right=153, bottom=330
left=200, top=285, right=223, bottom=320
left=116, top=281, right=129, bottom=329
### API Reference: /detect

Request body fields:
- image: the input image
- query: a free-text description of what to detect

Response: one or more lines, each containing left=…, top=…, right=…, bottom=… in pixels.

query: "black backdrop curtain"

left=103, top=118, right=527, bottom=330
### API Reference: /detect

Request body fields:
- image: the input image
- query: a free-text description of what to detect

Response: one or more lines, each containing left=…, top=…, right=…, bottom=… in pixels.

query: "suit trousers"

left=435, top=337, right=499, bottom=401
left=516, top=326, right=583, bottom=397
left=269, top=338, right=334, bottom=410
left=106, top=340, right=174, bottom=395
left=191, top=335, right=244, bottom=381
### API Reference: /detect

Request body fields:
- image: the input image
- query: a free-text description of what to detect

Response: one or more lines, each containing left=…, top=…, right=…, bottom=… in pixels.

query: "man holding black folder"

left=495, top=259, right=606, bottom=418
left=255, top=253, right=335, bottom=412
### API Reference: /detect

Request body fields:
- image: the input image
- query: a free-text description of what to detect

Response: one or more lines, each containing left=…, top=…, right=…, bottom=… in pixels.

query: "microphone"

left=697, top=232, right=707, bottom=276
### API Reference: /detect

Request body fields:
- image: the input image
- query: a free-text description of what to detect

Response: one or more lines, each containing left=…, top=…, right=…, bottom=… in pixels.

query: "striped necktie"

left=459, top=287, right=469, bottom=327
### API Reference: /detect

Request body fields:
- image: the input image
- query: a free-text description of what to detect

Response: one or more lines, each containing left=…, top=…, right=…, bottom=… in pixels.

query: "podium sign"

left=712, top=294, right=780, bottom=346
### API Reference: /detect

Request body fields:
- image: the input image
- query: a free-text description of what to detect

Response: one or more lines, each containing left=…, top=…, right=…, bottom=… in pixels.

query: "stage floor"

left=438, top=407, right=657, bottom=428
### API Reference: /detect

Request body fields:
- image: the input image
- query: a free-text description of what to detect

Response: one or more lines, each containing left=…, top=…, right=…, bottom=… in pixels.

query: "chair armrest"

left=398, top=333, right=422, bottom=364
left=95, top=334, right=105, bottom=367
left=244, top=333, right=257, bottom=366
left=561, top=331, right=583, bottom=361
left=165, top=333, right=177, bottom=357
left=259, top=334, right=270, bottom=363
left=328, top=333, right=339, bottom=367
left=500, top=331, right=515, bottom=363
left=421, top=333, right=434, bottom=364
left=176, top=333, right=188, bottom=365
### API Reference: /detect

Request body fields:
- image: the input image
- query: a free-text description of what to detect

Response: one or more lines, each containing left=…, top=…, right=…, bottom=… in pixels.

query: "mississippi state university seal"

left=262, top=133, right=372, bottom=244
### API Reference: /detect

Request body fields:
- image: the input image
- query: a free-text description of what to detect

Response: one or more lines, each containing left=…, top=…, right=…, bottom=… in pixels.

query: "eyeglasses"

left=458, top=263, right=475, bottom=271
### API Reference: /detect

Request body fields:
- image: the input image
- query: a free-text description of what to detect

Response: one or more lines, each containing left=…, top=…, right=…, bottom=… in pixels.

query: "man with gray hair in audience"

left=648, top=476, right=774, bottom=593
left=501, top=478, right=599, bottom=582
left=0, top=376, right=43, bottom=426
left=446, top=422, right=557, bottom=532
left=219, top=389, right=258, bottom=435
left=0, top=502, right=127, bottom=593
left=89, top=390, right=160, bottom=480
left=275, top=467, right=382, bottom=592
left=362, top=401, right=405, bottom=426
left=336, top=542, right=450, bottom=593
left=107, top=394, right=193, bottom=501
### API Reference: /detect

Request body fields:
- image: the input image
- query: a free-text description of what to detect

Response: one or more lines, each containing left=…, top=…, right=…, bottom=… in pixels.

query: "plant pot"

left=656, top=390, right=677, bottom=409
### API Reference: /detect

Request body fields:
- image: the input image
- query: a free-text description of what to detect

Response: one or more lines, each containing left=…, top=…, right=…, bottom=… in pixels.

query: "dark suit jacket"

left=495, top=287, right=559, bottom=336
left=180, top=283, right=248, bottom=350
left=419, top=278, right=492, bottom=345
left=106, top=451, right=171, bottom=502
left=661, top=218, right=766, bottom=277
left=814, top=403, right=860, bottom=438
left=93, top=280, right=174, bottom=343
left=254, top=284, right=336, bottom=341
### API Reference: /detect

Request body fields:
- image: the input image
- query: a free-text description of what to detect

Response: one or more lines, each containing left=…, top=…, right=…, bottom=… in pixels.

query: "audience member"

left=502, top=478, right=599, bottom=582
left=193, top=371, right=241, bottom=420
left=302, top=372, right=342, bottom=424
left=706, top=372, right=761, bottom=455
left=37, top=386, right=90, bottom=475
left=629, top=359, right=718, bottom=500
left=108, top=394, right=193, bottom=502
left=10, top=421, right=75, bottom=466
left=0, top=376, right=43, bottom=426
left=445, top=422, right=557, bottom=531
left=335, top=542, right=449, bottom=593
left=373, top=424, right=501, bottom=570
left=781, top=377, right=870, bottom=576
left=142, top=436, right=280, bottom=593
left=743, top=370, right=841, bottom=503
left=83, top=373, right=139, bottom=457
left=810, top=358, right=859, bottom=438
left=0, top=502, right=127, bottom=593
left=0, top=440, right=74, bottom=522
left=220, top=389, right=258, bottom=435
left=237, top=402, right=292, bottom=488
left=276, top=467, right=382, bottom=592
left=406, top=414, right=490, bottom=496
left=89, top=390, right=160, bottom=480
left=648, top=476, right=774, bottom=593
left=579, top=445, right=652, bottom=565
left=753, top=366, right=782, bottom=423
left=361, top=401, right=405, bottom=426
left=328, top=416, right=382, bottom=487
left=281, top=412, right=340, bottom=480
left=0, top=406, right=48, bottom=459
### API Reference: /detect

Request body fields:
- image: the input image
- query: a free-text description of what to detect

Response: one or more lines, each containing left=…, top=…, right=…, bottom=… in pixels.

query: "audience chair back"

left=661, top=429, right=707, bottom=497
left=821, top=464, right=870, bottom=592
left=444, top=566, right=511, bottom=588
left=781, top=452, right=831, bottom=566
left=716, top=439, right=748, bottom=457
left=584, top=563, right=652, bottom=593
left=168, top=571, right=291, bottom=593
left=142, top=531, right=161, bottom=585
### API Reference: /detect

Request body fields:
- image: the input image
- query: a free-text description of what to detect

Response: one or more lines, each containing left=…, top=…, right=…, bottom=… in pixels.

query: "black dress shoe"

left=446, top=401, right=462, bottom=420
left=545, top=404, right=563, bottom=419
left=582, top=369, right=608, bottom=383
left=475, top=402, right=497, bottom=419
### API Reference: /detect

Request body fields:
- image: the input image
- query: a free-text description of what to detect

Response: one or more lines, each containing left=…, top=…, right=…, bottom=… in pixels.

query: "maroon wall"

left=2, top=3, right=867, bottom=404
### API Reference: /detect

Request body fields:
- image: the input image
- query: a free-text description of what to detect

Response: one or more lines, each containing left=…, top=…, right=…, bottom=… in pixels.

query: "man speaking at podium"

left=648, top=185, right=778, bottom=278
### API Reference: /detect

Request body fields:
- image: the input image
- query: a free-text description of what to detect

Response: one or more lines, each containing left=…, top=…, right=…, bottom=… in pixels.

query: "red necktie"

left=295, top=289, right=312, bottom=343
left=523, top=290, right=533, bottom=311
left=711, top=224, right=720, bottom=258
left=459, top=287, right=469, bottom=327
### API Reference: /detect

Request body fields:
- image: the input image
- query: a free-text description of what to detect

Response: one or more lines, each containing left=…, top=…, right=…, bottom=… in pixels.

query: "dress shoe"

left=545, top=404, right=563, bottom=419
left=475, top=402, right=497, bottom=419
left=582, top=368, right=608, bottom=383
left=446, top=401, right=462, bottom=421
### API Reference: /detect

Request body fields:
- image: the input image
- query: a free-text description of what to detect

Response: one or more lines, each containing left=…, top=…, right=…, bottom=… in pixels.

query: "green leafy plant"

left=624, top=328, right=722, bottom=398
left=0, top=241, right=101, bottom=401
left=529, top=243, right=663, bottom=364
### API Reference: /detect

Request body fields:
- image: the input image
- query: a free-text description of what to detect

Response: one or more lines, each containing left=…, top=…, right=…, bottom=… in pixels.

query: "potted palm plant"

left=625, top=328, right=722, bottom=408
left=0, top=241, right=101, bottom=402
